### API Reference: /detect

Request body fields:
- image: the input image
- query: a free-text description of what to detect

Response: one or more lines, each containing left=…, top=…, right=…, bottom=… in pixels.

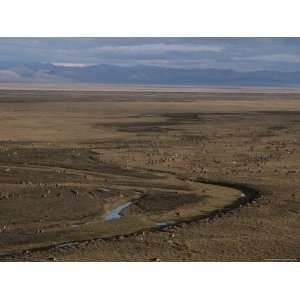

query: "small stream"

left=155, top=221, right=176, bottom=228
left=0, top=158, right=263, bottom=259
left=104, top=201, right=132, bottom=221
left=103, top=201, right=176, bottom=228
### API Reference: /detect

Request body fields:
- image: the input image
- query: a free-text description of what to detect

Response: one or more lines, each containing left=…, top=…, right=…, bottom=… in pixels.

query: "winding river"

left=0, top=163, right=260, bottom=258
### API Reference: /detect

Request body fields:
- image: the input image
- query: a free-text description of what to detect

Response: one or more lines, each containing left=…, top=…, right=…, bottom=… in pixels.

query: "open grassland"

left=0, top=88, right=299, bottom=261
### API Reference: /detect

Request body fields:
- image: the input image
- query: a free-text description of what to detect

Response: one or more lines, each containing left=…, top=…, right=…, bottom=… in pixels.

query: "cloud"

left=95, top=43, right=224, bottom=55
left=1, top=38, right=300, bottom=72
left=241, top=54, right=300, bottom=63
left=51, top=62, right=97, bottom=67
left=0, top=70, right=22, bottom=81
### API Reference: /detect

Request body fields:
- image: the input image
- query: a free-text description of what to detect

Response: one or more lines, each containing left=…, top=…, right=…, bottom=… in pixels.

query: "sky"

left=1, top=38, right=300, bottom=71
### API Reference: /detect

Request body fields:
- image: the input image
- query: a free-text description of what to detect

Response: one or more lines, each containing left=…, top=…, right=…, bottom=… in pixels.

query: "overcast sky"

left=1, top=38, right=300, bottom=71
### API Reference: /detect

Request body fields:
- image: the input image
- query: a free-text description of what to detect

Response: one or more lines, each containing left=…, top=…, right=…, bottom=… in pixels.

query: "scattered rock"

left=151, top=257, right=161, bottom=262
left=71, top=189, right=79, bottom=196
left=48, top=256, right=57, bottom=262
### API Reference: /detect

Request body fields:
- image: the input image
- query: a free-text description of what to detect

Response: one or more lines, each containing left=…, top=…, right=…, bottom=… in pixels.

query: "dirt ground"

left=0, top=87, right=299, bottom=261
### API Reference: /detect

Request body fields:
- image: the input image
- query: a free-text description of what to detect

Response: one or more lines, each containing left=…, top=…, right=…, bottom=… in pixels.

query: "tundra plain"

left=0, top=87, right=299, bottom=261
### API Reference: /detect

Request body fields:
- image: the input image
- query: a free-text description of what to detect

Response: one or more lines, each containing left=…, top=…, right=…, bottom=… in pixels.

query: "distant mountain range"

left=1, top=62, right=300, bottom=86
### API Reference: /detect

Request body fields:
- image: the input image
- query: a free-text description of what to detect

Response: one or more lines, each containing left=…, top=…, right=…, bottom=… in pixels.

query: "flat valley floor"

left=0, top=87, right=299, bottom=261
